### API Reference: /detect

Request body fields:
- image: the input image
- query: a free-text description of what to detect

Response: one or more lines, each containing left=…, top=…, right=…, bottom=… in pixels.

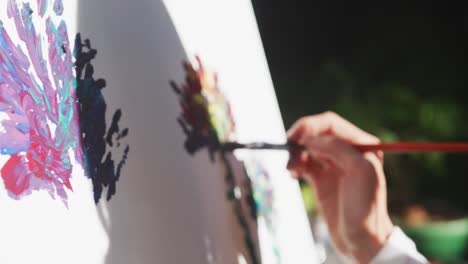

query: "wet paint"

left=0, top=0, right=78, bottom=202
left=172, top=59, right=259, bottom=264
left=245, top=160, right=281, bottom=263
left=74, top=33, right=129, bottom=203
left=37, top=0, right=48, bottom=17
left=0, top=0, right=129, bottom=203
left=171, top=57, right=235, bottom=160
left=53, top=0, right=63, bottom=16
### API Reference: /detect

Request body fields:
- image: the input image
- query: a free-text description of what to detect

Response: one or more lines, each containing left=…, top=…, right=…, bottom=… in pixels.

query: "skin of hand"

left=287, top=112, right=394, bottom=263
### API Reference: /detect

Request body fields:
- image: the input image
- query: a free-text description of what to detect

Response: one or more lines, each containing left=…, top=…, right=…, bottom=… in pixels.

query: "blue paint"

left=53, top=0, right=63, bottom=16
left=1, top=144, right=29, bottom=155
left=15, top=123, right=30, bottom=134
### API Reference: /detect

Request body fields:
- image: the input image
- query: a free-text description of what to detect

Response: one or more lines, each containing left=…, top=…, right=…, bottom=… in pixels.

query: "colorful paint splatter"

left=245, top=160, right=281, bottom=263
left=0, top=0, right=128, bottom=203
left=171, top=56, right=235, bottom=160
left=0, top=0, right=78, bottom=202
left=172, top=58, right=261, bottom=264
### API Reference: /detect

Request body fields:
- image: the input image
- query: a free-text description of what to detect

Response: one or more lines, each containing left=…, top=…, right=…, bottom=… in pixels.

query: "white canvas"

left=163, top=1, right=317, bottom=263
left=0, top=0, right=317, bottom=263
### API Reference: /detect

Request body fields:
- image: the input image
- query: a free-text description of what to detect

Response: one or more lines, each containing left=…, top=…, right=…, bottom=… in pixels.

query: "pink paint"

left=1, top=154, right=31, bottom=196
left=0, top=0, right=80, bottom=203
left=37, top=0, right=47, bottom=17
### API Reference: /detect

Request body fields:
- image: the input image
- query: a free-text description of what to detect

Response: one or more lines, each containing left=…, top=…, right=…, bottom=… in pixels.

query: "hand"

left=287, top=112, right=394, bottom=263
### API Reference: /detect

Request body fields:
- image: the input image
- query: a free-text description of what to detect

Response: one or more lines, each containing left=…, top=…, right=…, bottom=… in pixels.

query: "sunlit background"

left=252, top=1, right=468, bottom=262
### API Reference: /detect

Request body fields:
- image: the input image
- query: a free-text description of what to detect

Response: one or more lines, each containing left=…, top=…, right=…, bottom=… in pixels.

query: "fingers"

left=288, top=111, right=380, bottom=145
left=287, top=135, right=362, bottom=180
left=302, top=136, right=368, bottom=174
left=287, top=149, right=324, bottom=179
left=287, top=146, right=343, bottom=223
left=288, top=112, right=384, bottom=163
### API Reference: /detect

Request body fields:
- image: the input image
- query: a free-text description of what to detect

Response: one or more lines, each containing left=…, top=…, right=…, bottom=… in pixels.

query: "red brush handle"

left=353, top=142, right=468, bottom=153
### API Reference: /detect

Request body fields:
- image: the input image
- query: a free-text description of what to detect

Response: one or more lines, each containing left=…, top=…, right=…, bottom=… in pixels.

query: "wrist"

left=352, top=217, right=394, bottom=263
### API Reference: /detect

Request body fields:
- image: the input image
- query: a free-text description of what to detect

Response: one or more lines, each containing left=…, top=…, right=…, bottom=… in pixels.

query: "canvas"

left=0, top=0, right=317, bottom=263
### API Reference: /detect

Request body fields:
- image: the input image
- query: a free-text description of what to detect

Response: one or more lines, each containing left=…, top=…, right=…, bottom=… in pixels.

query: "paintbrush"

left=221, top=142, right=298, bottom=151
left=221, top=141, right=468, bottom=153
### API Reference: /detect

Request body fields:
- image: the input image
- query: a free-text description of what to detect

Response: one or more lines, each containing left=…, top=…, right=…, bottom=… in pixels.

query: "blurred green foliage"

left=300, top=181, right=317, bottom=214
left=300, top=61, right=468, bottom=215
left=251, top=0, right=468, bottom=217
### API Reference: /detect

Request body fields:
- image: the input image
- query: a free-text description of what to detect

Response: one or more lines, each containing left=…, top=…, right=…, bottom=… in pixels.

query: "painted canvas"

left=0, top=1, right=110, bottom=263
left=0, top=0, right=317, bottom=263
left=164, top=1, right=317, bottom=263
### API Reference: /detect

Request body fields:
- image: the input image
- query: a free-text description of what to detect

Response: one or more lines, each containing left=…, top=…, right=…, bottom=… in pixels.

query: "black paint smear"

left=222, top=153, right=260, bottom=264
left=74, top=33, right=130, bottom=203
left=177, top=116, right=219, bottom=161
left=106, top=109, right=122, bottom=147
left=243, top=173, right=258, bottom=221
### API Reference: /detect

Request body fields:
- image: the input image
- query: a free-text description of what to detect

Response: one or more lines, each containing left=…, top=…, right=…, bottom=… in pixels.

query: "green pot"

left=400, top=218, right=468, bottom=263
